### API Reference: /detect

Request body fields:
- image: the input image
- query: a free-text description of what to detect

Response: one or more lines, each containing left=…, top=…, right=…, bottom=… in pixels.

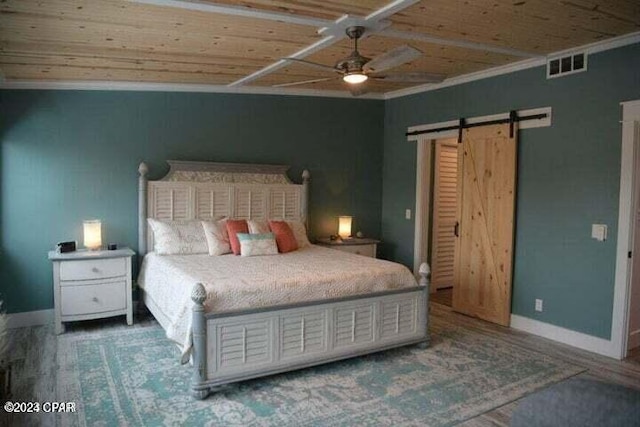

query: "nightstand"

left=48, top=248, right=135, bottom=334
left=315, top=237, right=380, bottom=258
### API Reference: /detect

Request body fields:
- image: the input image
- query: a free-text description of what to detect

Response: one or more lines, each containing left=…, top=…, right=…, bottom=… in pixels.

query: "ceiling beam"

left=128, top=0, right=333, bottom=28
left=380, top=29, right=540, bottom=58
left=228, top=35, right=339, bottom=87
left=364, top=0, right=420, bottom=21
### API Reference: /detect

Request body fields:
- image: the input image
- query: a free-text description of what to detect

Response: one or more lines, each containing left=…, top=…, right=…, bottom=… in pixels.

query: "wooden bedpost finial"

left=302, top=169, right=310, bottom=181
left=138, top=162, right=149, bottom=177
left=191, top=283, right=207, bottom=305
left=418, top=262, right=430, bottom=287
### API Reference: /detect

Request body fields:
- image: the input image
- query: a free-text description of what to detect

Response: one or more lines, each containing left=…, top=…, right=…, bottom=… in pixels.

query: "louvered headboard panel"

left=138, top=161, right=310, bottom=256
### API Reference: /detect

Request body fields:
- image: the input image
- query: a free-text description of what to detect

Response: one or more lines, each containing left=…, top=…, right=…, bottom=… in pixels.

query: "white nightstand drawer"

left=60, top=258, right=126, bottom=282
left=337, top=244, right=375, bottom=258
left=60, top=281, right=126, bottom=315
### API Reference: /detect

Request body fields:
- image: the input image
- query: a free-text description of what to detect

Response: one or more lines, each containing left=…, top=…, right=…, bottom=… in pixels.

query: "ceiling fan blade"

left=283, top=58, right=338, bottom=73
left=363, top=45, right=423, bottom=73
left=272, top=77, right=333, bottom=88
left=372, top=72, right=446, bottom=83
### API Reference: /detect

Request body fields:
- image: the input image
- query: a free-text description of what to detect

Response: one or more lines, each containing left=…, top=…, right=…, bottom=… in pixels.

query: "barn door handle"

left=454, top=222, right=459, bottom=237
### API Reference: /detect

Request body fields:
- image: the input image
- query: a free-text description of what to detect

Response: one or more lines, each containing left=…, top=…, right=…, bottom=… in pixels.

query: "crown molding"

left=383, top=56, right=547, bottom=100
left=384, top=31, right=640, bottom=100
left=0, top=80, right=385, bottom=100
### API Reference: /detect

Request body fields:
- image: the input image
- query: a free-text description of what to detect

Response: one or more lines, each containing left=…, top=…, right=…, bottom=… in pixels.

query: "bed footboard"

left=190, top=264, right=431, bottom=400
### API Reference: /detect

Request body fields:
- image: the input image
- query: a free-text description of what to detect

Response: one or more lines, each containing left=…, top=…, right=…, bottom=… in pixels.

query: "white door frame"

left=611, top=99, right=640, bottom=359
left=413, top=136, right=435, bottom=291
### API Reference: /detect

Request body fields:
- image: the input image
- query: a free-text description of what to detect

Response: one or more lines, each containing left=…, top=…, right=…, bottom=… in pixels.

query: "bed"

left=137, top=160, right=430, bottom=399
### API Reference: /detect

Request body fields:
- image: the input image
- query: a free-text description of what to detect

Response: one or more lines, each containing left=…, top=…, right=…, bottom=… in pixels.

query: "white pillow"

left=247, top=220, right=270, bottom=234
left=201, top=219, right=232, bottom=256
left=148, top=219, right=208, bottom=255
left=286, top=220, right=311, bottom=248
left=237, top=233, right=278, bottom=257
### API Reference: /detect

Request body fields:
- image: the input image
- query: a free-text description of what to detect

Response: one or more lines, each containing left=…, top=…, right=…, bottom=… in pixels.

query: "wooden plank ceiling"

left=1, top=0, right=639, bottom=95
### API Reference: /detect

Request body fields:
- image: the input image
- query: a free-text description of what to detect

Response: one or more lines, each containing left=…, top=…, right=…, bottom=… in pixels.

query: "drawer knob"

left=92, top=297, right=99, bottom=303
left=91, top=267, right=100, bottom=273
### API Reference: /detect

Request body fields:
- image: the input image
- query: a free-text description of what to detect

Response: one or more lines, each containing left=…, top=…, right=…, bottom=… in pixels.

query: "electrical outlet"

left=405, top=209, right=411, bottom=220
left=535, top=299, right=543, bottom=312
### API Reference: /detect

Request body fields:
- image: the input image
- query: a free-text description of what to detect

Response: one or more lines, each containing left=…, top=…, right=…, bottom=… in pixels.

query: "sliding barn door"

left=431, top=141, right=458, bottom=290
left=452, top=124, right=517, bottom=326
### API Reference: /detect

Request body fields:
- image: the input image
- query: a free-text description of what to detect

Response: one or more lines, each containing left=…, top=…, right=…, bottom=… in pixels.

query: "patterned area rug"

left=53, top=321, right=584, bottom=426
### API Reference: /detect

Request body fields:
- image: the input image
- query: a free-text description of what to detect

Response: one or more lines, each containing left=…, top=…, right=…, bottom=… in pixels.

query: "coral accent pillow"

left=226, top=219, right=249, bottom=255
left=268, top=220, right=298, bottom=253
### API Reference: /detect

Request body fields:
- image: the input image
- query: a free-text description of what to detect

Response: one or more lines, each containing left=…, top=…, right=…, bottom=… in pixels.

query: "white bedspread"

left=137, top=245, right=418, bottom=361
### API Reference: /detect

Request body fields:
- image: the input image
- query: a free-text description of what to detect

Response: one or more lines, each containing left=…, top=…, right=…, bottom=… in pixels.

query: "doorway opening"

left=613, top=99, right=640, bottom=360
left=625, top=110, right=640, bottom=357
left=429, top=139, right=458, bottom=307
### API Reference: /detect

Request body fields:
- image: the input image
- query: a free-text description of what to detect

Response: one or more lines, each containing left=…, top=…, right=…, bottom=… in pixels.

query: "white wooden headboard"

left=138, top=160, right=310, bottom=256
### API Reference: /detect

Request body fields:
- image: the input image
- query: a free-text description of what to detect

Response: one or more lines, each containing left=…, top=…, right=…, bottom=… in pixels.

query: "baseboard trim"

left=510, top=314, right=619, bottom=359
left=6, top=309, right=54, bottom=329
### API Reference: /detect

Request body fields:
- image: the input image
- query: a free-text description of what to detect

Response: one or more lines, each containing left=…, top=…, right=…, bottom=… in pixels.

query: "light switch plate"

left=591, top=224, right=607, bottom=241
left=405, top=209, right=411, bottom=220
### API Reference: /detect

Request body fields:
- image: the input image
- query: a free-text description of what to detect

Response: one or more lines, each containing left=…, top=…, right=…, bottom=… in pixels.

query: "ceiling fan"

left=275, top=26, right=446, bottom=95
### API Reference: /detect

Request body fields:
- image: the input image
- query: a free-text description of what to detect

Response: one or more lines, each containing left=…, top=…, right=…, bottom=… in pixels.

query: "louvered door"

left=453, top=124, right=517, bottom=326
left=431, top=142, right=458, bottom=290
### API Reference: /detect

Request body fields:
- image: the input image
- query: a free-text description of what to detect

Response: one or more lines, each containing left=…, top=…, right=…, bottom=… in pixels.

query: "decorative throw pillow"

left=269, top=219, right=311, bottom=248
left=286, top=220, right=311, bottom=248
left=147, top=219, right=208, bottom=255
left=201, top=219, right=231, bottom=256
left=268, top=220, right=298, bottom=253
left=247, top=220, right=270, bottom=234
left=226, top=219, right=249, bottom=255
left=237, top=233, right=278, bottom=257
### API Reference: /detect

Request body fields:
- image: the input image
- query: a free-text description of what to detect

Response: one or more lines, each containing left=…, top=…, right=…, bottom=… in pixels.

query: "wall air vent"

left=547, top=52, right=587, bottom=79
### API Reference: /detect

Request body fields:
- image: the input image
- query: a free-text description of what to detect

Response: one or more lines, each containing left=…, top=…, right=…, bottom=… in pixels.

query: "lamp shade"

left=338, top=216, right=353, bottom=239
left=83, top=220, right=102, bottom=250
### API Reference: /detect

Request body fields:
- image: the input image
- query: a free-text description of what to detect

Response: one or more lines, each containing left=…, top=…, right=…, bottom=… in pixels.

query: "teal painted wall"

left=0, top=91, right=384, bottom=314
left=381, top=42, right=640, bottom=339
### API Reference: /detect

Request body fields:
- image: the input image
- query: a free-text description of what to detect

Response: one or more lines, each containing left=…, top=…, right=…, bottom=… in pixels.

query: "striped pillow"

left=237, top=233, right=278, bottom=257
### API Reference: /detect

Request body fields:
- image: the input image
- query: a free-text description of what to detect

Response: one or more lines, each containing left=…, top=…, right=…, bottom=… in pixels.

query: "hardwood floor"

left=6, top=303, right=640, bottom=426
left=431, top=287, right=453, bottom=307
left=628, top=346, right=640, bottom=364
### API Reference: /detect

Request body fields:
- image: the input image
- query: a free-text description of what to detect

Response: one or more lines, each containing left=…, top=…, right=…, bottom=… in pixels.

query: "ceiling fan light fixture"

left=343, top=72, right=368, bottom=84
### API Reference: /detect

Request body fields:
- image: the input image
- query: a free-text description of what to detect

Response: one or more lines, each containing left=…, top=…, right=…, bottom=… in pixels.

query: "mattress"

left=137, top=245, right=418, bottom=361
